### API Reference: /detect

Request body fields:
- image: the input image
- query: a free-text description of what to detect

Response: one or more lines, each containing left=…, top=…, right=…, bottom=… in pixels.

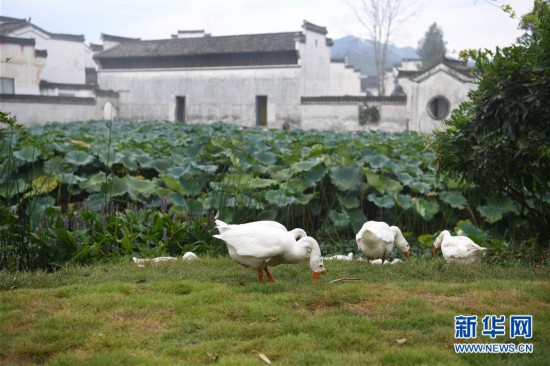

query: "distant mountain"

left=331, top=35, right=419, bottom=75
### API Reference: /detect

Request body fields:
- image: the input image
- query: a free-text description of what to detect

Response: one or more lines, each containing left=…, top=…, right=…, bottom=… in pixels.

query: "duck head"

left=391, top=226, right=411, bottom=258
left=300, top=236, right=327, bottom=284
left=309, top=255, right=326, bottom=284
left=432, top=230, right=449, bottom=255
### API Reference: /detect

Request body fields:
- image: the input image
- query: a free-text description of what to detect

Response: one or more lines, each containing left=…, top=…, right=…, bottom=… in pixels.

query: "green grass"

left=1, top=257, right=549, bottom=365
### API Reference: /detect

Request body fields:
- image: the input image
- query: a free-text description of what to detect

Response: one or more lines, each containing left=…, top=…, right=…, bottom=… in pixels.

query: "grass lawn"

left=1, top=257, right=549, bottom=365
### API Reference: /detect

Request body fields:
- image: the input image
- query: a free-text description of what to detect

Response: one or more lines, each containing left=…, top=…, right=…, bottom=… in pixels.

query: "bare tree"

left=348, top=0, right=416, bottom=96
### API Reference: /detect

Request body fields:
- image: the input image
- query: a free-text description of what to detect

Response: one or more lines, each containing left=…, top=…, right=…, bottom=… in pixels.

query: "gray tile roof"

left=0, top=17, right=84, bottom=42
left=0, top=34, right=35, bottom=46
left=94, top=31, right=302, bottom=59
left=101, top=33, right=141, bottom=43
left=398, top=58, right=474, bottom=79
left=302, top=20, right=327, bottom=35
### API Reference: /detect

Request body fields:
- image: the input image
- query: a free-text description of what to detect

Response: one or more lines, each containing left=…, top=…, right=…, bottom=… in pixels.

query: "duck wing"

left=215, top=226, right=292, bottom=259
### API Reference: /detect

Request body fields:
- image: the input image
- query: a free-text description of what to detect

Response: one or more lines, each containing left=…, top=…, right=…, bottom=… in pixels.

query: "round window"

left=427, top=96, right=450, bottom=120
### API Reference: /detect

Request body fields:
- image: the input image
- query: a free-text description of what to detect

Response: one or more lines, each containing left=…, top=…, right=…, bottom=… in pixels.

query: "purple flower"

left=99, top=202, right=105, bottom=215
left=161, top=196, right=168, bottom=213
left=102, top=215, right=107, bottom=229
left=63, top=216, right=69, bottom=229
left=162, top=228, right=168, bottom=243
left=110, top=201, right=115, bottom=214
left=82, top=201, right=87, bottom=211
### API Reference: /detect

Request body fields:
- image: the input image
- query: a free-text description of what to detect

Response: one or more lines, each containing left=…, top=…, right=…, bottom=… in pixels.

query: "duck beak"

left=405, top=250, right=411, bottom=258
left=433, top=247, right=439, bottom=256
left=312, top=270, right=326, bottom=285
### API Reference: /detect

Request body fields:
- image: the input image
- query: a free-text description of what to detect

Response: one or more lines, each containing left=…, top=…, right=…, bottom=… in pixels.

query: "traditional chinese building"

left=93, top=21, right=361, bottom=128
left=1, top=16, right=474, bottom=133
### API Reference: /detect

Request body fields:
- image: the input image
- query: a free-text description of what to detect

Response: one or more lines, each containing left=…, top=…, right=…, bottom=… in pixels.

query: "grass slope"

left=1, top=257, right=549, bottom=365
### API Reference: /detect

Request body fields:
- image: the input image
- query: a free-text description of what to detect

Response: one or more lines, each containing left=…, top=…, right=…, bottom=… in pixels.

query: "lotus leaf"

left=94, top=147, right=123, bottom=167
left=413, top=197, right=440, bottom=221
left=29, top=175, right=58, bottom=196
left=191, top=162, right=218, bottom=174
left=43, top=157, right=71, bottom=175
left=364, top=169, right=402, bottom=194
left=165, top=166, right=192, bottom=179
left=294, top=193, right=314, bottom=205
left=124, top=176, right=158, bottom=200
left=328, top=209, right=351, bottom=227
left=152, top=158, right=175, bottom=173
left=222, top=174, right=277, bottom=190
left=329, top=165, right=361, bottom=191
left=65, top=150, right=95, bottom=167
left=14, top=146, right=41, bottom=163
left=291, top=159, right=323, bottom=173
left=253, top=150, right=277, bottom=166
left=57, top=173, right=86, bottom=185
left=367, top=193, right=395, bottom=209
left=84, top=193, right=108, bottom=212
left=337, top=194, right=360, bottom=209
left=101, top=176, right=129, bottom=197
left=362, top=153, right=390, bottom=169
left=349, top=208, right=368, bottom=232
left=283, top=179, right=308, bottom=194
left=454, top=220, right=488, bottom=244
left=392, top=193, right=412, bottom=210
left=410, top=181, right=432, bottom=194
left=79, top=172, right=107, bottom=193
left=477, top=196, right=518, bottom=223
left=136, top=153, right=154, bottom=168
left=439, top=191, right=468, bottom=209
left=0, top=178, right=29, bottom=198
left=302, top=164, right=327, bottom=187
left=264, top=189, right=297, bottom=207
left=396, top=171, right=415, bottom=186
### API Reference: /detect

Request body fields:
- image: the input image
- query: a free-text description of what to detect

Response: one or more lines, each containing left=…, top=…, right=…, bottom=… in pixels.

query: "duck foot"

left=264, top=267, right=275, bottom=282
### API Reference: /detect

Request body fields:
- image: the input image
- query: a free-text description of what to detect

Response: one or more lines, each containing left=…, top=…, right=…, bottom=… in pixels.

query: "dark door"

left=256, top=96, right=267, bottom=126
left=176, top=96, right=186, bottom=123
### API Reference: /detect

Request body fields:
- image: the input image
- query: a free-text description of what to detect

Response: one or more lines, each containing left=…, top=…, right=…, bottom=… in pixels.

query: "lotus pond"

left=0, top=117, right=537, bottom=270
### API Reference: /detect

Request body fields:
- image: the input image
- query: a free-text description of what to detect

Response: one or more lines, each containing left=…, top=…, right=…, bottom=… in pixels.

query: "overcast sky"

left=2, top=0, right=533, bottom=52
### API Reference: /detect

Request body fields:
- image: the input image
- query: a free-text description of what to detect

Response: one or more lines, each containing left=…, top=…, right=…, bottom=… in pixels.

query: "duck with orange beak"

left=213, top=220, right=326, bottom=284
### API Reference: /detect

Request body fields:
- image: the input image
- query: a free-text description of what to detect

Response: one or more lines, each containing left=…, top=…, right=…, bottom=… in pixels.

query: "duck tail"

left=214, top=220, right=232, bottom=234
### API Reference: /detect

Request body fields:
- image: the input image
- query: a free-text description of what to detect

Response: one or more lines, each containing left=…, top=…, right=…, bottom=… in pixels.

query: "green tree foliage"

left=417, top=22, right=446, bottom=69
left=433, top=0, right=550, bottom=246
left=518, top=1, right=538, bottom=43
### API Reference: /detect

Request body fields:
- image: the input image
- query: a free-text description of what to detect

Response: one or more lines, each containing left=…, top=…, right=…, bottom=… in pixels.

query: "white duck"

left=356, top=221, right=410, bottom=263
left=215, top=220, right=306, bottom=240
left=214, top=220, right=326, bottom=284
left=433, top=230, right=487, bottom=264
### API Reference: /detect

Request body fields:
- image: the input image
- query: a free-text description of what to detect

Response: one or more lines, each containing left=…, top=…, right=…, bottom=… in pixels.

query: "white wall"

left=297, top=29, right=331, bottom=96
left=9, top=26, right=96, bottom=85
left=0, top=95, right=118, bottom=126
left=329, top=62, right=361, bottom=95
left=98, top=66, right=302, bottom=128
left=0, top=42, right=45, bottom=95
left=301, top=100, right=407, bottom=132
left=399, top=65, right=475, bottom=133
